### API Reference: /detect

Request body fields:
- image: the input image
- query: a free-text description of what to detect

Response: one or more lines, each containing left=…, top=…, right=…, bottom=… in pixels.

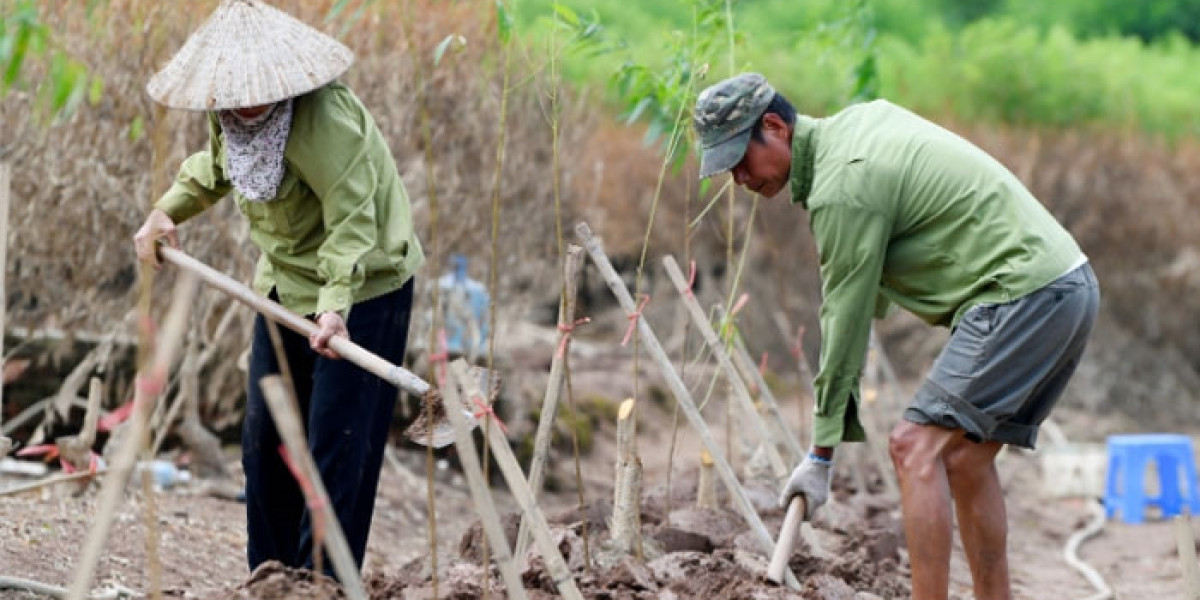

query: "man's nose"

left=731, top=165, right=746, bottom=186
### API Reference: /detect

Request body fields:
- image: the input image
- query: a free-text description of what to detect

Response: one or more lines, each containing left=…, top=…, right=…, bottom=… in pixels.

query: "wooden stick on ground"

left=447, top=360, right=584, bottom=600
left=576, top=222, right=801, bottom=591
left=661, top=255, right=788, bottom=478
left=1176, top=511, right=1200, bottom=599
left=258, top=376, right=366, bottom=600
left=767, top=495, right=808, bottom=585
left=0, top=468, right=106, bottom=497
left=515, top=244, right=585, bottom=561
left=437, top=365, right=532, bottom=600
left=66, top=273, right=198, bottom=600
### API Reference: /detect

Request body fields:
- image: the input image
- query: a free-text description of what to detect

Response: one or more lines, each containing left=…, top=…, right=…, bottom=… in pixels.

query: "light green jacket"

left=156, top=83, right=424, bottom=318
left=789, top=100, right=1082, bottom=447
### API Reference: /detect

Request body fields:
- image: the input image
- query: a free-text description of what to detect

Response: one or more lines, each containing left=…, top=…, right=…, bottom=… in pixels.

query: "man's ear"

left=761, top=112, right=790, bottom=140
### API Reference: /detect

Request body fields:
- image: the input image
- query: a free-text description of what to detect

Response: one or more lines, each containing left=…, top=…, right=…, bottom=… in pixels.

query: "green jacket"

left=156, top=83, right=424, bottom=318
left=790, top=100, right=1082, bottom=447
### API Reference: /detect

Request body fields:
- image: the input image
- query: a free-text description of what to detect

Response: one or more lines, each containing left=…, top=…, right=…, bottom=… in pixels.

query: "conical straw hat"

left=147, top=0, right=354, bottom=111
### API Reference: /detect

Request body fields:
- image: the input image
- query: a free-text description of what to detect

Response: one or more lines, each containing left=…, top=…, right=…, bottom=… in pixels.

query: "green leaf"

left=496, top=0, right=514, bottom=44
left=3, top=25, right=32, bottom=90
left=552, top=3, right=580, bottom=27
left=87, top=75, right=103, bottom=105
left=129, top=115, right=145, bottom=142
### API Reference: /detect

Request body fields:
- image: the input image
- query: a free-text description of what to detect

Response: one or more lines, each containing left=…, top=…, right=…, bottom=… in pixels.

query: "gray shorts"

left=905, top=263, right=1100, bottom=449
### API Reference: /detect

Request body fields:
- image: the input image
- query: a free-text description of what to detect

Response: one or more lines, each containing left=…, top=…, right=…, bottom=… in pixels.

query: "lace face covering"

left=217, top=99, right=294, bottom=202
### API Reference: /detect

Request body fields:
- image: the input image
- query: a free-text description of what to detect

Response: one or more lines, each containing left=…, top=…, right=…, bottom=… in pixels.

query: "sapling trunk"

left=609, top=399, right=643, bottom=558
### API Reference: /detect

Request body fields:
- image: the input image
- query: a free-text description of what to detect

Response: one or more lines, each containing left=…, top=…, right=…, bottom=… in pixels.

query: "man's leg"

left=944, top=439, right=1009, bottom=600
left=889, top=420, right=959, bottom=600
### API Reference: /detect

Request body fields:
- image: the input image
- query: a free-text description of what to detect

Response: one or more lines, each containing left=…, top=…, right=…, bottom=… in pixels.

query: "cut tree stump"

left=608, top=398, right=643, bottom=557
left=696, top=450, right=717, bottom=509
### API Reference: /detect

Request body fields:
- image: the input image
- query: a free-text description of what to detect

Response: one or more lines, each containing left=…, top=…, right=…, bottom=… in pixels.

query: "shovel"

left=157, top=246, right=474, bottom=447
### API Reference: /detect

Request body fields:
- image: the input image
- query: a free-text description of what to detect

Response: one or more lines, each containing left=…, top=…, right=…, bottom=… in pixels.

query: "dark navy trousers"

left=242, top=280, right=414, bottom=573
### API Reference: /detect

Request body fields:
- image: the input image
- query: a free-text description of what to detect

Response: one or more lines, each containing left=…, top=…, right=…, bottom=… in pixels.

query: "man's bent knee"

left=889, top=421, right=955, bottom=480
left=944, top=440, right=1003, bottom=481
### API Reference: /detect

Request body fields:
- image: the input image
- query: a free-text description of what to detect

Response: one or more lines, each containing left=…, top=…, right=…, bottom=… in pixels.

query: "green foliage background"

left=517, top=0, right=1200, bottom=139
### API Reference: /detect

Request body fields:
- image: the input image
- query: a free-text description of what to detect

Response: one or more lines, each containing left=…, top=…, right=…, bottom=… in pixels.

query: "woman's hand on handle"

left=133, top=209, right=179, bottom=268
left=310, top=311, right=348, bottom=359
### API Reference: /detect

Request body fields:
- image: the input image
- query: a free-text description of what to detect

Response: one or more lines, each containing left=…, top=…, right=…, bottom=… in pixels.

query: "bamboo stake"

left=0, top=162, right=8, bottom=459
left=158, top=246, right=432, bottom=398
left=67, top=273, right=197, bottom=600
left=576, top=222, right=801, bottom=590
left=1177, top=511, right=1200, bottom=600
left=721, top=312, right=804, bottom=464
left=772, top=311, right=814, bottom=451
left=696, top=450, right=717, bottom=509
left=258, top=376, right=366, bottom=600
left=661, top=255, right=787, bottom=478
left=609, top=399, right=643, bottom=557
left=448, top=360, right=584, bottom=600
left=515, top=244, right=584, bottom=561
left=437, top=364, right=532, bottom=600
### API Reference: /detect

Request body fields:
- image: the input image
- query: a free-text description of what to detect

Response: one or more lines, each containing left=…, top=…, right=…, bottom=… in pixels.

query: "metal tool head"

left=404, top=366, right=497, bottom=448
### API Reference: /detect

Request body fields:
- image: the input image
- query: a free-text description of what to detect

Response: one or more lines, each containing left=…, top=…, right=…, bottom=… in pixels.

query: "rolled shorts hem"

left=904, top=387, right=1040, bottom=450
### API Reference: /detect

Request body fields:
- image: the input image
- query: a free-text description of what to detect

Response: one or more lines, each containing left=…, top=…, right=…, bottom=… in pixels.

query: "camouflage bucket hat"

left=693, top=73, right=776, bottom=179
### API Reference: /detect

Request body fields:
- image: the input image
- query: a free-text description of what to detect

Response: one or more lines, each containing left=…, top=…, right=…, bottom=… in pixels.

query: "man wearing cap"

left=694, top=73, right=1099, bottom=600
left=132, top=0, right=423, bottom=576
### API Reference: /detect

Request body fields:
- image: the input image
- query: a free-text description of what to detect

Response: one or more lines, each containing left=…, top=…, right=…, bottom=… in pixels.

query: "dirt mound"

left=218, top=561, right=345, bottom=600
left=212, top=476, right=909, bottom=599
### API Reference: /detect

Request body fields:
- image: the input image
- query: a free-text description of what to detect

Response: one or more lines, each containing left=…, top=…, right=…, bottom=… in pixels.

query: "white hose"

left=1063, top=500, right=1114, bottom=600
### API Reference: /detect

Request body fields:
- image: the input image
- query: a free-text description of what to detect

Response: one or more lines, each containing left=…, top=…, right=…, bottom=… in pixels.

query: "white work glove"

left=778, top=454, right=833, bottom=520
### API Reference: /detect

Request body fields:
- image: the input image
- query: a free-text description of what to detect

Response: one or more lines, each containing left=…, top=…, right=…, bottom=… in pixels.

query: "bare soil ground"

left=2, top=322, right=1199, bottom=599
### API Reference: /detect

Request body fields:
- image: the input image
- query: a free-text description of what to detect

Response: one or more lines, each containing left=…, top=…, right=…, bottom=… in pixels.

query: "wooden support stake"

left=661, top=255, right=787, bottom=478
left=1176, top=511, right=1200, bottom=600
left=258, top=376, right=366, bottom=599
left=772, top=311, right=814, bottom=451
left=609, top=398, right=643, bottom=557
left=448, top=360, right=583, bottom=598
left=438, top=363, right=538, bottom=600
left=721, top=310, right=804, bottom=464
left=0, top=162, right=9, bottom=460
left=515, top=244, right=584, bottom=561
left=696, top=451, right=717, bottom=509
left=576, top=222, right=800, bottom=590
left=67, top=274, right=197, bottom=600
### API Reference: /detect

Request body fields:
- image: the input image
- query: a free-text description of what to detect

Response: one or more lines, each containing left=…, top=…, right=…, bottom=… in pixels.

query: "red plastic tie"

left=471, top=395, right=509, bottom=435
left=278, top=445, right=326, bottom=514
left=428, top=328, right=450, bottom=385
left=683, top=261, right=697, bottom=298
left=556, top=317, right=591, bottom=358
left=621, top=294, right=651, bottom=347
left=790, top=325, right=807, bottom=361
left=759, top=351, right=769, bottom=377
left=729, top=292, right=750, bottom=317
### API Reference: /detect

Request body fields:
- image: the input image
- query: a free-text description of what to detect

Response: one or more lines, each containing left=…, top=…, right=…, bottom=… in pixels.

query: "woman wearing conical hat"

left=133, top=0, right=424, bottom=575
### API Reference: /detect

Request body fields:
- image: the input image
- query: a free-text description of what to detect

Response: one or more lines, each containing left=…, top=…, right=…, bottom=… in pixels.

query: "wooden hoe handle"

left=767, top=495, right=808, bottom=585
left=158, top=246, right=432, bottom=397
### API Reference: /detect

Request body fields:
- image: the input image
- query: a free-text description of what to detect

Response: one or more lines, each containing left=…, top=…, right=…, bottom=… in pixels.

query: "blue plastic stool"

left=1104, top=434, right=1200, bottom=524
